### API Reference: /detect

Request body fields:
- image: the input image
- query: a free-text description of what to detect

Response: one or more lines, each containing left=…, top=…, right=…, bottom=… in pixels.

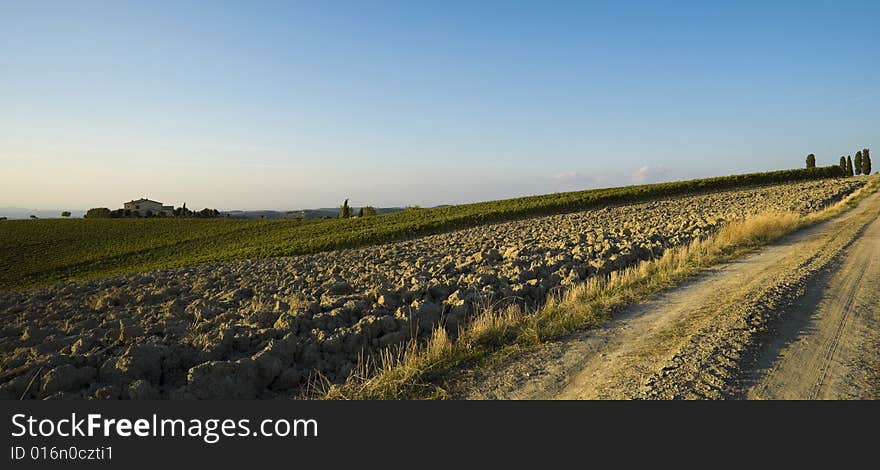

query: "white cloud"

left=630, top=164, right=667, bottom=184
left=553, top=171, right=583, bottom=181
left=550, top=171, right=599, bottom=191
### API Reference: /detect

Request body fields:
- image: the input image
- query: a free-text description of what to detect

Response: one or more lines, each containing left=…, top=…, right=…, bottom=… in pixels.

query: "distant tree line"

left=171, top=203, right=222, bottom=218
left=85, top=203, right=222, bottom=219
left=337, top=199, right=378, bottom=218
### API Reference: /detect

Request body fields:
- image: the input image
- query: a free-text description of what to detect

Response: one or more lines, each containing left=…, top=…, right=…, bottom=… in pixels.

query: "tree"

left=847, top=155, right=854, bottom=176
left=855, top=151, right=863, bottom=175
left=178, top=203, right=193, bottom=218
left=840, top=156, right=847, bottom=174
left=61, top=211, right=71, bottom=217
left=357, top=207, right=364, bottom=217
left=338, top=199, right=351, bottom=218
left=29, top=215, right=38, bottom=219
left=85, top=208, right=112, bottom=218
left=361, top=206, right=377, bottom=217
left=806, top=153, right=816, bottom=168
left=864, top=148, right=872, bottom=175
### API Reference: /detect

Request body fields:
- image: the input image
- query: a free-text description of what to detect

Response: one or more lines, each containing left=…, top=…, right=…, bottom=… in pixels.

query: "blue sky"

left=1, top=0, right=877, bottom=210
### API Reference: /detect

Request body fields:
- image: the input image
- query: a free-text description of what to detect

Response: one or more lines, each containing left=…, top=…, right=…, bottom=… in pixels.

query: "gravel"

left=0, top=178, right=865, bottom=399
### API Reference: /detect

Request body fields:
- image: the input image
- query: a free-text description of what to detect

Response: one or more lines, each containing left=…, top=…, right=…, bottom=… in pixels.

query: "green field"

left=0, top=166, right=844, bottom=290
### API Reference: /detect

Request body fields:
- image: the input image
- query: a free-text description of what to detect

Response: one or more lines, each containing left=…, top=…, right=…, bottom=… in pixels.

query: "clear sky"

left=1, top=0, right=877, bottom=210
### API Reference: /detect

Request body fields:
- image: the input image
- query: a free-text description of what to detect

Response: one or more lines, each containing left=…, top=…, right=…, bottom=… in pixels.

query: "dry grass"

left=321, top=177, right=880, bottom=400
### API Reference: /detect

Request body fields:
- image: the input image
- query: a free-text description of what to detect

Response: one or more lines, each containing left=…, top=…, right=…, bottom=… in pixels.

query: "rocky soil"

left=0, top=178, right=864, bottom=399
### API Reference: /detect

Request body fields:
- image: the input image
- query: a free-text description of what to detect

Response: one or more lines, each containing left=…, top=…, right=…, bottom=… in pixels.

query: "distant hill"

left=223, top=207, right=404, bottom=220
left=0, top=208, right=85, bottom=220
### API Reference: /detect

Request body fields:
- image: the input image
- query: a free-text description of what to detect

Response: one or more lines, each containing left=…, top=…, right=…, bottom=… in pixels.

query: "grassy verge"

left=1, top=167, right=843, bottom=290
left=320, top=175, right=879, bottom=400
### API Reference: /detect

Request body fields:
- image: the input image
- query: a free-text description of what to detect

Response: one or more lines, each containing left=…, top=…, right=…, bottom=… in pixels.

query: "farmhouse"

left=123, top=198, right=174, bottom=217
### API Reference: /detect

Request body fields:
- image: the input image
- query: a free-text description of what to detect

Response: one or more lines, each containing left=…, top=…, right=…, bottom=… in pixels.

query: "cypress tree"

left=806, top=153, right=816, bottom=168
left=339, top=199, right=351, bottom=218
left=855, top=151, right=863, bottom=175
left=863, top=148, right=872, bottom=175
left=847, top=155, right=854, bottom=176
left=840, top=156, right=847, bottom=174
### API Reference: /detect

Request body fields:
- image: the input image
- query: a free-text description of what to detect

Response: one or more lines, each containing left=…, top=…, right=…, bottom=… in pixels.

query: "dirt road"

left=743, top=200, right=880, bottom=399
left=460, top=189, right=880, bottom=400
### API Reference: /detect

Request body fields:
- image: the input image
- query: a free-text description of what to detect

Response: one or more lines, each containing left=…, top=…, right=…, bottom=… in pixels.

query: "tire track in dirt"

left=809, top=269, right=863, bottom=399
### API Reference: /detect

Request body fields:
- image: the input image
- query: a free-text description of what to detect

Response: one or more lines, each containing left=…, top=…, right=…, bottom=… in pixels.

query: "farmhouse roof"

left=127, top=198, right=163, bottom=204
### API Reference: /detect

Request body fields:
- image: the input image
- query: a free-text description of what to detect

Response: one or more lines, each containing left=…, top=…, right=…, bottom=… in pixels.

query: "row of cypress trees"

left=836, top=148, right=872, bottom=176
left=808, top=149, right=872, bottom=176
